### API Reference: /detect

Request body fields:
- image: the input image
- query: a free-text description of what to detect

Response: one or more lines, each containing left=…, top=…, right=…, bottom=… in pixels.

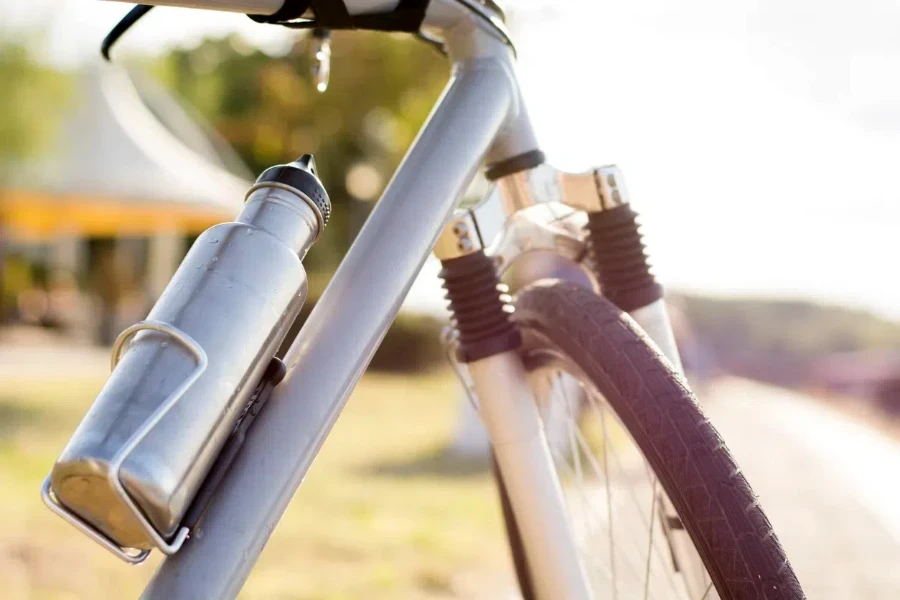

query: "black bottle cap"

left=255, top=154, right=331, bottom=226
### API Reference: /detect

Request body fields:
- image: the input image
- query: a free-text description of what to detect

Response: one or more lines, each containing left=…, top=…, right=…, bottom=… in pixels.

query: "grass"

left=0, top=371, right=514, bottom=600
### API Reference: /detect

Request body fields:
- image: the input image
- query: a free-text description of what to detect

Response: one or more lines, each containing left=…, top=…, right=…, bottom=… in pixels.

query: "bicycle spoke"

left=559, top=387, right=667, bottom=596
left=644, top=477, right=658, bottom=600
left=529, top=365, right=709, bottom=600
left=556, top=374, right=644, bottom=589
left=537, top=376, right=635, bottom=592
left=590, top=390, right=684, bottom=598
left=566, top=380, right=641, bottom=589
left=598, top=400, right=619, bottom=600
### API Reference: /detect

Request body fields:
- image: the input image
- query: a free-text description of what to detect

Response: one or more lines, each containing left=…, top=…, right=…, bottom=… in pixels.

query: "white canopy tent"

left=1, top=63, right=251, bottom=240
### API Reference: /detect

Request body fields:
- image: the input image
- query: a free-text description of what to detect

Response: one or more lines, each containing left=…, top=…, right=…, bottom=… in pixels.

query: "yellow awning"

left=1, top=188, right=233, bottom=241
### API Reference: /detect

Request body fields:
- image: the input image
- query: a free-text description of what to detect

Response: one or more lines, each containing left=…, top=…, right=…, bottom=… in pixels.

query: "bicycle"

left=41, top=1, right=806, bottom=598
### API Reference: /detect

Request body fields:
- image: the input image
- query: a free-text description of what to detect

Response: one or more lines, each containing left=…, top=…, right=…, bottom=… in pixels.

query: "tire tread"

left=510, top=281, right=805, bottom=600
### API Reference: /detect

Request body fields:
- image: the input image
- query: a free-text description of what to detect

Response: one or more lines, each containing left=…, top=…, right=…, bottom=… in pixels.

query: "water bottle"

left=47, top=155, right=330, bottom=553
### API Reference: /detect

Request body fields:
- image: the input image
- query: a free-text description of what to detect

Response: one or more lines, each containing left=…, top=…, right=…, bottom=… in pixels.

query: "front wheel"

left=496, top=280, right=804, bottom=599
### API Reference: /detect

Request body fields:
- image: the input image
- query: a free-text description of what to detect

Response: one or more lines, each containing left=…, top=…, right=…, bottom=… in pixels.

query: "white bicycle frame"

left=100, top=1, right=685, bottom=598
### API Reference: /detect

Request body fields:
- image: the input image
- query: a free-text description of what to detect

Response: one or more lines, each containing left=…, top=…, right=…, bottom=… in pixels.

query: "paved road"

left=705, top=378, right=900, bottom=599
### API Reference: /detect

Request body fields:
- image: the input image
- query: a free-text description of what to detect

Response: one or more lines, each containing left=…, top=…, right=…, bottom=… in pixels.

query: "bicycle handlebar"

left=103, top=0, right=402, bottom=17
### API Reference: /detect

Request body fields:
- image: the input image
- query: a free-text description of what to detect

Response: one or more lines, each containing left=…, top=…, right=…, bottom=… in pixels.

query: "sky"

left=4, top=0, right=900, bottom=320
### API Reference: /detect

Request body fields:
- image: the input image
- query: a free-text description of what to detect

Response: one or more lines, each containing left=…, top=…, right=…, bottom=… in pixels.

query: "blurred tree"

left=0, top=40, right=71, bottom=175
left=0, top=39, right=71, bottom=323
left=674, top=293, right=900, bottom=385
left=151, top=31, right=449, bottom=269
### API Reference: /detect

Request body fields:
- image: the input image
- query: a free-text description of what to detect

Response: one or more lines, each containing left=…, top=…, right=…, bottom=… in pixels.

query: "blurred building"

left=0, top=64, right=252, bottom=343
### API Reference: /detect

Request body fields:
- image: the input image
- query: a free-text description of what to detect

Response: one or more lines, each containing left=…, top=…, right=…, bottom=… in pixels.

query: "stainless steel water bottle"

left=47, top=155, right=331, bottom=553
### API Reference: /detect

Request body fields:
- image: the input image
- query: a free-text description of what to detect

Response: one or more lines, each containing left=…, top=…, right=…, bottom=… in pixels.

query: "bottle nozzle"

left=292, top=154, right=318, bottom=177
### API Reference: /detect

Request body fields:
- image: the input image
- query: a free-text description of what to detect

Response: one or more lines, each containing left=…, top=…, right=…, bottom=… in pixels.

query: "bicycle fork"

left=434, top=213, right=594, bottom=599
left=433, top=163, right=691, bottom=599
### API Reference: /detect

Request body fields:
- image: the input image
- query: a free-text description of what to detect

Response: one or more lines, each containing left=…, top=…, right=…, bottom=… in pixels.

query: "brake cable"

left=101, top=4, right=154, bottom=61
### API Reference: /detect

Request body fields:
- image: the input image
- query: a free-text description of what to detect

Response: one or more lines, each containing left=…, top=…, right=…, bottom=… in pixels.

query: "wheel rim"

left=522, top=348, right=719, bottom=600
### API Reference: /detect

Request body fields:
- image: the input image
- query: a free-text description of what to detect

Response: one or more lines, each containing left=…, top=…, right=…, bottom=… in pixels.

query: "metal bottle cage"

left=41, top=320, right=209, bottom=564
